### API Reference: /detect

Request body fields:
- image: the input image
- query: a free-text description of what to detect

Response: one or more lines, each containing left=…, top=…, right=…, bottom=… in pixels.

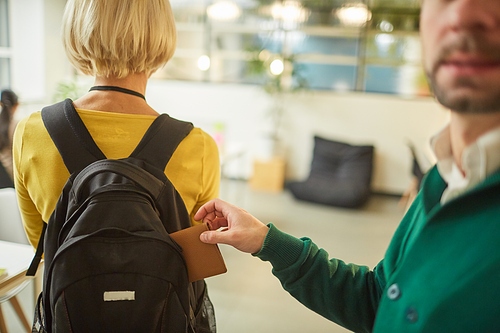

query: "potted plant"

left=246, top=47, right=308, bottom=156
left=246, top=48, right=308, bottom=191
left=53, top=79, right=85, bottom=102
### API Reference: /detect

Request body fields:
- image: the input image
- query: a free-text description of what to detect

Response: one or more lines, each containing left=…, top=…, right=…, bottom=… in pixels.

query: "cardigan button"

left=405, top=307, right=418, bottom=323
left=387, top=283, right=401, bottom=300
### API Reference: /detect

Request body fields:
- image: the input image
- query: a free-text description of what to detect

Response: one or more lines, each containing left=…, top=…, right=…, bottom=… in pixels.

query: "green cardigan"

left=256, top=166, right=500, bottom=332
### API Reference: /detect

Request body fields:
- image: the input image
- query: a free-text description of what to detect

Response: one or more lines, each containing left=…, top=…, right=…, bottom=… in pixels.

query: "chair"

left=399, top=142, right=428, bottom=210
left=288, top=136, right=374, bottom=208
left=0, top=163, right=14, bottom=190
left=0, top=188, right=28, bottom=245
left=0, top=188, right=31, bottom=332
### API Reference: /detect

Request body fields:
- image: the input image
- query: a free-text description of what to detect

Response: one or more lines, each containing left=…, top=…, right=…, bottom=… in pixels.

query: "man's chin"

left=431, top=80, right=500, bottom=114
left=435, top=93, right=500, bottom=114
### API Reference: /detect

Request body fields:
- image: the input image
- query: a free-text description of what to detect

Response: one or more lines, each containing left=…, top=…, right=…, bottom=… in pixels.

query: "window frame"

left=158, top=1, right=427, bottom=97
left=0, top=0, right=12, bottom=89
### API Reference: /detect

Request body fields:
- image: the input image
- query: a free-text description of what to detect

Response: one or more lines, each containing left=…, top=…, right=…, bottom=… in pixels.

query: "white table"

left=0, top=240, right=43, bottom=332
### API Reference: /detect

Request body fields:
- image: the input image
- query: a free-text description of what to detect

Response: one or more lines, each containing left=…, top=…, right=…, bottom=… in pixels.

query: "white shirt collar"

left=431, top=125, right=500, bottom=204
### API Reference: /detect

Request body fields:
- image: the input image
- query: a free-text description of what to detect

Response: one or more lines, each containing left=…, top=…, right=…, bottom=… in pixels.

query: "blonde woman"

left=13, top=0, right=219, bottom=331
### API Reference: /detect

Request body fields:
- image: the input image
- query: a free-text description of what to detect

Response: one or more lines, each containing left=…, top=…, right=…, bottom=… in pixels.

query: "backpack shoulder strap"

left=41, top=99, right=106, bottom=174
left=26, top=222, right=47, bottom=276
left=130, top=114, right=194, bottom=171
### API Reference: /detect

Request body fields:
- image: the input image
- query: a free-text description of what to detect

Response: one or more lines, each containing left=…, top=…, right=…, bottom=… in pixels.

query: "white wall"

left=146, top=80, right=449, bottom=194
left=280, top=91, right=449, bottom=193
left=10, top=0, right=45, bottom=102
left=44, top=0, right=70, bottom=101
left=10, top=0, right=69, bottom=106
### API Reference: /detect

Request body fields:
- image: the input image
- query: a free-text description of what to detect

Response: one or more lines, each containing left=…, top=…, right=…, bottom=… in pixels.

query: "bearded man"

left=195, top=1, right=500, bottom=332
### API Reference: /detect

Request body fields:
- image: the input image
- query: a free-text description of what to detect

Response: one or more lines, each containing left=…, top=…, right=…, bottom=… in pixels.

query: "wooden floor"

left=5, top=179, right=405, bottom=333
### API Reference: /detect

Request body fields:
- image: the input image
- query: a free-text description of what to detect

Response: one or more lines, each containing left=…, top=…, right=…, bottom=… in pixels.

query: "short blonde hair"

left=62, top=0, right=177, bottom=78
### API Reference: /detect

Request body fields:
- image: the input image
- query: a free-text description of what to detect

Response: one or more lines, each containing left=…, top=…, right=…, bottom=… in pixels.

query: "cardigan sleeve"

left=255, top=224, right=386, bottom=333
left=12, top=116, right=45, bottom=248
left=190, top=130, right=220, bottom=225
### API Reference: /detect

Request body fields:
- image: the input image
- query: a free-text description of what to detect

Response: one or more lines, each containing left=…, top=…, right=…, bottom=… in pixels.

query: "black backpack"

left=27, top=99, right=216, bottom=333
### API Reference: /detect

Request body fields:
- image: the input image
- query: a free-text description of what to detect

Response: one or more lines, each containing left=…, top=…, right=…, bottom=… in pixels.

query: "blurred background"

left=0, top=0, right=449, bottom=196
left=0, top=1, right=453, bottom=332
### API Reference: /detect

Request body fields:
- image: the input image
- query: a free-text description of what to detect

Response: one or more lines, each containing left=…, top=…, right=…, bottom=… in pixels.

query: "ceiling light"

left=271, top=1, right=309, bottom=23
left=337, top=4, right=372, bottom=27
left=207, top=1, right=242, bottom=21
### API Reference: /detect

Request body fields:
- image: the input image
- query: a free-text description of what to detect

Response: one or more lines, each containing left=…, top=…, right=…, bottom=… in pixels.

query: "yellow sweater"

left=13, top=109, right=220, bottom=248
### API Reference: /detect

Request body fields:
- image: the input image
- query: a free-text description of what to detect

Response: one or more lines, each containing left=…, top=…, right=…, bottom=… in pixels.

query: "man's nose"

left=447, top=0, right=500, bottom=32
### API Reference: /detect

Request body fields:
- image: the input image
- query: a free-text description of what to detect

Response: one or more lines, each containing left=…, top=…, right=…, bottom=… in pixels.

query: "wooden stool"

left=0, top=282, right=31, bottom=333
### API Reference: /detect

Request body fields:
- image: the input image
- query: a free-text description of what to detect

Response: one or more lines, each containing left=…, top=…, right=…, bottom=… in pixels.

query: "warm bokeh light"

left=269, top=58, right=284, bottom=76
left=207, top=1, right=242, bottom=21
left=337, top=4, right=372, bottom=27
left=380, top=20, right=394, bottom=32
left=197, top=55, right=211, bottom=71
left=271, top=1, right=309, bottom=23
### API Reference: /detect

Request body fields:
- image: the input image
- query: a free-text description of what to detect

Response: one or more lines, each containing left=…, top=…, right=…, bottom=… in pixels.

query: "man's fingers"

left=194, top=203, right=214, bottom=220
left=212, top=217, right=228, bottom=228
left=194, top=198, right=228, bottom=221
left=206, top=217, right=228, bottom=231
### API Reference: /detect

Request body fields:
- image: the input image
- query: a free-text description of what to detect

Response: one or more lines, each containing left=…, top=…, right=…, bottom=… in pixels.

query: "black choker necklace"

left=89, top=85, right=146, bottom=100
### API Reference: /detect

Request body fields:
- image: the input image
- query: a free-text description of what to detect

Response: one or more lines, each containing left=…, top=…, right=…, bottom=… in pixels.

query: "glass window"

left=366, top=33, right=420, bottom=63
left=0, top=0, right=10, bottom=89
left=0, top=0, right=9, bottom=47
left=299, top=62, right=357, bottom=91
left=364, top=64, right=429, bottom=96
left=177, top=30, right=206, bottom=50
left=210, top=58, right=260, bottom=84
left=163, top=0, right=425, bottom=97
left=293, top=35, right=359, bottom=57
left=154, top=57, right=208, bottom=82
left=213, top=31, right=282, bottom=54
left=0, top=58, right=10, bottom=89
left=170, top=0, right=207, bottom=24
left=364, top=65, right=400, bottom=94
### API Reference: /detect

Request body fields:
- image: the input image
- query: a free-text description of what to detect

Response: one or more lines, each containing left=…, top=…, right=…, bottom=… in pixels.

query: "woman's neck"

left=73, top=73, right=158, bottom=116
left=93, top=73, right=148, bottom=96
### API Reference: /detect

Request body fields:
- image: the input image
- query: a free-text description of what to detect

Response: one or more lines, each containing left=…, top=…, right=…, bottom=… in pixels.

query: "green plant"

left=246, top=47, right=309, bottom=152
left=53, top=80, right=84, bottom=102
left=246, top=48, right=308, bottom=94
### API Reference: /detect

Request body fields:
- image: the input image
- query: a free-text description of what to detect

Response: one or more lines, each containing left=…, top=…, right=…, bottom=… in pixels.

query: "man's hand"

left=194, top=198, right=269, bottom=254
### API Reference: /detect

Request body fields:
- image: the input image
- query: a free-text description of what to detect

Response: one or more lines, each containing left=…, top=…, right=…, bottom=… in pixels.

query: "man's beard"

left=426, top=33, right=500, bottom=114
left=427, top=74, right=500, bottom=114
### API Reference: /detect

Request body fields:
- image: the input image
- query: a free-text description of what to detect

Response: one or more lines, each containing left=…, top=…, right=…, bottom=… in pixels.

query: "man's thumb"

left=200, top=230, right=226, bottom=245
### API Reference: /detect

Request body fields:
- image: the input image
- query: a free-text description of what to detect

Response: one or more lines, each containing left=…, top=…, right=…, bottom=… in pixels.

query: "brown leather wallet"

left=170, top=222, right=227, bottom=282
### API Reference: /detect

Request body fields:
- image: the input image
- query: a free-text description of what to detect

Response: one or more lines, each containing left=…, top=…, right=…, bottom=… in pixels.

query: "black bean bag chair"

left=288, top=136, right=374, bottom=208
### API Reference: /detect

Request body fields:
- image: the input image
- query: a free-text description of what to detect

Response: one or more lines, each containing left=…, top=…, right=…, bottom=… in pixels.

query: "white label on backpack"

left=103, top=291, right=135, bottom=301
